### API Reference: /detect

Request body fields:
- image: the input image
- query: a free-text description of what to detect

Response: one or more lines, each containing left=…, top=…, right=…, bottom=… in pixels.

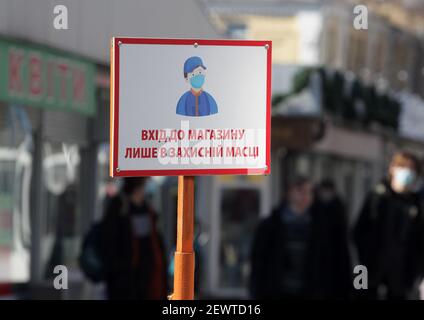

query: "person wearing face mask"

left=176, top=56, right=218, bottom=117
left=353, top=151, right=424, bottom=300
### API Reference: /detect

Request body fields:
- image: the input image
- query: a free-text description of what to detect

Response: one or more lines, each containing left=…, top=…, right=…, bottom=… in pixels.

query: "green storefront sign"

left=0, top=38, right=96, bottom=116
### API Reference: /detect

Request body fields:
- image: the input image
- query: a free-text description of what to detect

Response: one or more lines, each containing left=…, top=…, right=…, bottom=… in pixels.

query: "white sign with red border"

left=110, top=37, right=271, bottom=177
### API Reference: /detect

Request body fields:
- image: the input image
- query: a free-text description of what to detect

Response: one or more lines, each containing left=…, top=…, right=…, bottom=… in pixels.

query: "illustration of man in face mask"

left=353, top=151, right=424, bottom=300
left=176, top=56, right=218, bottom=117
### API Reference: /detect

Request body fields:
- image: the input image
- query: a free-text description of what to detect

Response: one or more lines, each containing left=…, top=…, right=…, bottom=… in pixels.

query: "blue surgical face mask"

left=393, top=167, right=416, bottom=189
left=190, top=74, right=205, bottom=89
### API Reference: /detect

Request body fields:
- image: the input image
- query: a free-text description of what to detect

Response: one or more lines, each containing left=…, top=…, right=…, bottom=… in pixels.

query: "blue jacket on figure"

left=176, top=56, right=218, bottom=117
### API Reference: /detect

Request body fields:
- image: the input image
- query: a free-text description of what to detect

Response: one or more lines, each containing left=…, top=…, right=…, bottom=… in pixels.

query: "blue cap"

left=184, top=56, right=206, bottom=75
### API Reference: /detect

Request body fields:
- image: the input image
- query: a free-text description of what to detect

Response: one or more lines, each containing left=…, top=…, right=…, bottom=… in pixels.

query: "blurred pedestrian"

left=316, top=178, right=352, bottom=293
left=316, top=179, right=346, bottom=221
left=101, top=177, right=168, bottom=300
left=250, top=176, right=351, bottom=299
left=45, top=183, right=78, bottom=278
left=353, top=151, right=424, bottom=299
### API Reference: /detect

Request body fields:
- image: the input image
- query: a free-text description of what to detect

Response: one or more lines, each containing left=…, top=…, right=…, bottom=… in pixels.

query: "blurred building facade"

left=0, top=0, right=219, bottom=299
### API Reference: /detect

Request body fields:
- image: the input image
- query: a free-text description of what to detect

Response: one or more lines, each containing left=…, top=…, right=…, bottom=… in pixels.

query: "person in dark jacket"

left=101, top=177, right=168, bottom=300
left=353, top=151, right=424, bottom=300
left=250, top=176, right=351, bottom=299
left=316, top=179, right=347, bottom=222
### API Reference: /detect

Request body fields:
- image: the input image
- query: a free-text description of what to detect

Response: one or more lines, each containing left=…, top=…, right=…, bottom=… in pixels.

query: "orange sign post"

left=171, top=176, right=195, bottom=300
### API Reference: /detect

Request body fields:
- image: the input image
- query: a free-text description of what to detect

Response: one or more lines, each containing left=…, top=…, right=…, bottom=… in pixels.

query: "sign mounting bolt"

left=116, top=167, right=120, bottom=173
left=264, top=44, right=269, bottom=50
left=194, top=42, right=199, bottom=48
left=118, top=41, right=122, bottom=46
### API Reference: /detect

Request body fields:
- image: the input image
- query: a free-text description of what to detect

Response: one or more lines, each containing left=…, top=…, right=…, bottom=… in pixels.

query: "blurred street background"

left=1, top=0, right=424, bottom=299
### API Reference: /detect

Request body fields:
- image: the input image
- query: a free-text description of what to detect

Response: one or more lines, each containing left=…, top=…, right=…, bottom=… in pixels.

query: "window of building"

left=0, top=105, right=33, bottom=282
